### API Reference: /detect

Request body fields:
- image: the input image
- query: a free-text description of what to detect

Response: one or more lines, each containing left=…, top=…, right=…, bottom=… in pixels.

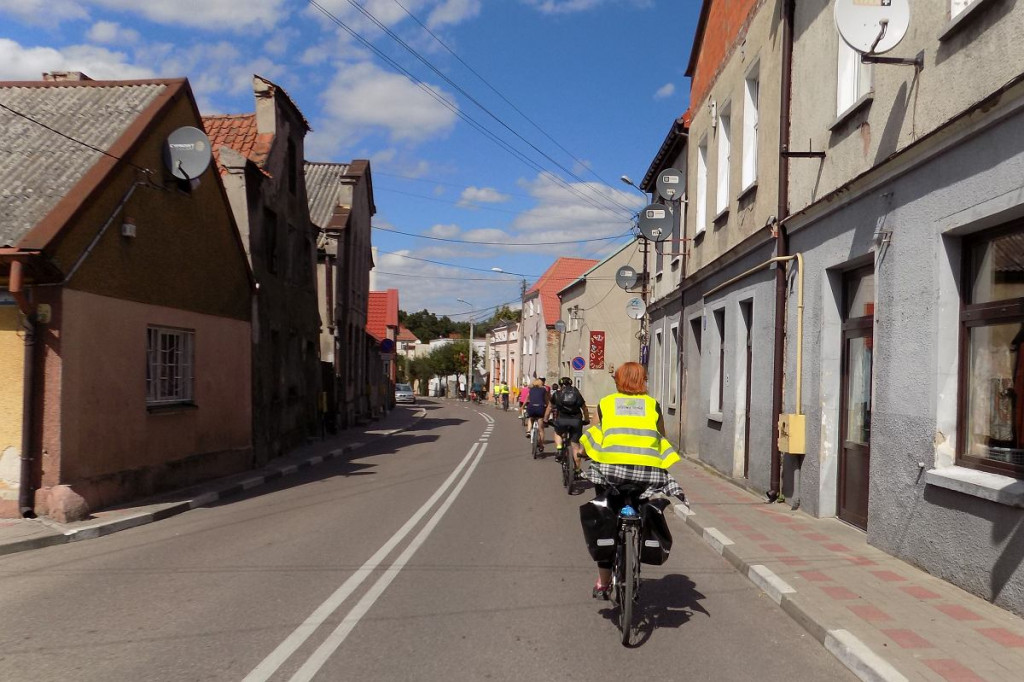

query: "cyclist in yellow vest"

left=580, top=361, right=685, bottom=599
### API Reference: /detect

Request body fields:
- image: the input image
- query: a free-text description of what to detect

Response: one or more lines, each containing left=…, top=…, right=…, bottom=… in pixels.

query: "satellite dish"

left=656, top=168, right=684, bottom=201
left=163, top=126, right=213, bottom=180
left=615, top=266, right=639, bottom=290
left=834, top=0, right=909, bottom=55
left=554, top=320, right=566, bottom=333
left=638, top=203, right=672, bottom=242
left=625, top=297, right=646, bottom=320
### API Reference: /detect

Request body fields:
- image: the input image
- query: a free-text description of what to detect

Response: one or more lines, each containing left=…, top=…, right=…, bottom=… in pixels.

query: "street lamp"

left=620, top=175, right=647, bottom=196
left=457, top=298, right=474, bottom=400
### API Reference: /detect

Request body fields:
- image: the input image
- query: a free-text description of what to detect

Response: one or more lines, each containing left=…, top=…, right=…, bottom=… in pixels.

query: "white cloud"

left=86, top=20, right=140, bottom=45
left=521, top=0, right=651, bottom=14
left=309, top=61, right=458, bottom=154
left=428, top=0, right=482, bottom=28
left=0, top=0, right=287, bottom=30
left=0, top=0, right=88, bottom=24
left=654, top=82, right=675, bottom=100
left=427, top=224, right=461, bottom=238
left=0, top=38, right=153, bottom=81
left=458, top=186, right=511, bottom=207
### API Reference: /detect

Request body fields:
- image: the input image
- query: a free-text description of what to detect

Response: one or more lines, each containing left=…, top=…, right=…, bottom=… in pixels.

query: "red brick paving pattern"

left=848, top=604, right=892, bottom=622
left=900, top=585, right=941, bottom=600
left=881, top=629, right=933, bottom=649
left=870, top=570, right=907, bottom=582
left=922, top=659, right=984, bottom=681
left=822, top=585, right=860, bottom=600
left=797, top=570, right=832, bottom=582
left=977, top=628, right=1024, bottom=647
left=935, top=604, right=983, bottom=621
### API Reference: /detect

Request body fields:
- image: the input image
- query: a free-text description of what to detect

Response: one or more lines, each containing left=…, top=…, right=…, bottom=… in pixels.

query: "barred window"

left=146, top=326, right=195, bottom=405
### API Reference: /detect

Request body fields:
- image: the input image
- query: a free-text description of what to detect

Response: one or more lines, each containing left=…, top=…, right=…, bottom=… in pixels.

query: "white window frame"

left=951, top=0, right=972, bottom=18
left=652, top=328, right=664, bottom=402
left=741, top=67, right=759, bottom=192
left=837, top=40, right=872, bottom=116
left=711, top=308, right=726, bottom=415
left=147, top=326, right=195, bottom=405
left=716, top=105, right=731, bottom=217
left=669, top=323, right=679, bottom=407
left=696, top=137, right=708, bottom=235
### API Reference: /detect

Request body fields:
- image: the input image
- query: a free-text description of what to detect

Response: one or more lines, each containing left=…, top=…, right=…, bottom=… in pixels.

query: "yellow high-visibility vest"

left=581, top=393, right=679, bottom=469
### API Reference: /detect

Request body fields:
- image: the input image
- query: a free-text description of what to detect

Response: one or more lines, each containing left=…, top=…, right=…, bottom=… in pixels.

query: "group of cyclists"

left=512, top=362, right=685, bottom=600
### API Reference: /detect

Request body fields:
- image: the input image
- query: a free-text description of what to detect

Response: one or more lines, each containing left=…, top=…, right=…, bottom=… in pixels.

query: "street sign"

left=554, top=319, right=566, bottom=333
left=379, top=338, right=395, bottom=353
left=571, top=356, right=586, bottom=371
left=640, top=344, right=649, bottom=366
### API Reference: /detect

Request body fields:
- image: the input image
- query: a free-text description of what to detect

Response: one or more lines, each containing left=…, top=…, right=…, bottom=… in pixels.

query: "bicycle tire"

left=560, top=449, right=571, bottom=488
left=618, top=524, right=639, bottom=645
left=531, top=423, right=540, bottom=459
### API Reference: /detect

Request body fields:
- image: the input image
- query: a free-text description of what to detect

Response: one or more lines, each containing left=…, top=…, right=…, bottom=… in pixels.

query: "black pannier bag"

left=639, top=497, right=673, bottom=565
left=579, top=495, right=617, bottom=563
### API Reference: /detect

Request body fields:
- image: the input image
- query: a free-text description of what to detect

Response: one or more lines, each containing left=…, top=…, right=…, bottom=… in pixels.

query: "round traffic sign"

left=571, top=356, right=586, bottom=371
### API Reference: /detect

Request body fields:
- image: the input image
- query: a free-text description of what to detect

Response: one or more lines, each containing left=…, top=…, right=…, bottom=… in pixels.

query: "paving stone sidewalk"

left=671, top=456, right=1024, bottom=682
left=0, top=406, right=426, bottom=557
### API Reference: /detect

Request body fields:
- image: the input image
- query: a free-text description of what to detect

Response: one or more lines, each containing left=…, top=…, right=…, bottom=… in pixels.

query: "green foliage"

left=399, top=308, right=469, bottom=343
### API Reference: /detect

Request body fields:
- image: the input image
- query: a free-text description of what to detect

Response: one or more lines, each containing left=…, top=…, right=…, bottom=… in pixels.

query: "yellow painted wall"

left=0, top=306, right=25, bottom=505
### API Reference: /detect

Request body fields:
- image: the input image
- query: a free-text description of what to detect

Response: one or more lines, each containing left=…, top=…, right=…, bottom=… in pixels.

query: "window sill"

left=713, top=207, right=730, bottom=223
left=939, top=0, right=995, bottom=42
left=830, top=92, right=874, bottom=131
left=707, top=411, right=724, bottom=424
left=147, top=402, right=199, bottom=414
left=924, top=466, right=1024, bottom=508
left=737, top=181, right=758, bottom=202
left=693, top=229, right=706, bottom=244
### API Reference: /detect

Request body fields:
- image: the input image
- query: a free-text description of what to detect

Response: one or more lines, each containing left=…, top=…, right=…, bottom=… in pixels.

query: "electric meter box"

left=778, top=414, right=806, bottom=455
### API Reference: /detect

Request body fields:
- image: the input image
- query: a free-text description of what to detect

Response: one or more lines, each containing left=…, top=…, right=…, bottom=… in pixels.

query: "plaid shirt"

left=582, top=461, right=686, bottom=500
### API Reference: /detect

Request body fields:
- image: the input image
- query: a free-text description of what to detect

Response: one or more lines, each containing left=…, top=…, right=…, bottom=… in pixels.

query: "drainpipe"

left=10, top=260, right=38, bottom=518
left=769, top=0, right=796, bottom=502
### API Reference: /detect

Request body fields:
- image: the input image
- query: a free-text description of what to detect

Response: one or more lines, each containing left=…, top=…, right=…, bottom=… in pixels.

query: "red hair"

left=613, top=362, right=647, bottom=395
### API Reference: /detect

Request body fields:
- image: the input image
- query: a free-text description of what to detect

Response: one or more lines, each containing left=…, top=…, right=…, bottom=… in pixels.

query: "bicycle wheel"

left=560, top=448, right=571, bottom=488
left=617, top=525, right=639, bottom=645
left=531, top=424, right=540, bottom=459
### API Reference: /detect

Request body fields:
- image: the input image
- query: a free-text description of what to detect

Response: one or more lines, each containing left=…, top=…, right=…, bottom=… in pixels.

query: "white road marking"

left=243, top=442, right=483, bottom=682
left=288, top=442, right=488, bottom=681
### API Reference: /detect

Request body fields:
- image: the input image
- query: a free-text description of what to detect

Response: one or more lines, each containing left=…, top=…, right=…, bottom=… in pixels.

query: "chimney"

left=43, top=71, right=93, bottom=82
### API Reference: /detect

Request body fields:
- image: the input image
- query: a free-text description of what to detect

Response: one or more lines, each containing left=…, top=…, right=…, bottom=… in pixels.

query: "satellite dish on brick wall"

left=163, top=126, right=213, bottom=180
left=834, top=0, right=910, bottom=55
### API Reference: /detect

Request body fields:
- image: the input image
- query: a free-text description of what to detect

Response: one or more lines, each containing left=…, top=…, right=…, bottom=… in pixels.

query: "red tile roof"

left=366, top=289, right=399, bottom=342
left=526, top=257, right=598, bottom=326
left=202, top=114, right=273, bottom=173
left=397, top=324, right=419, bottom=343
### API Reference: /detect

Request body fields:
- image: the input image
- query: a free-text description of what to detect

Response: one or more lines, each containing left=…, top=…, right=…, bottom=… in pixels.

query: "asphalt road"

left=0, top=400, right=853, bottom=681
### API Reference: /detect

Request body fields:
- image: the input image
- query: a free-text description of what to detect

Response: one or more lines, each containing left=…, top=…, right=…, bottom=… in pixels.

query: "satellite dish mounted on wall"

left=163, top=126, right=213, bottom=182
left=834, top=0, right=909, bottom=54
left=625, top=297, right=646, bottom=320
left=615, top=266, right=639, bottom=290
left=638, top=203, right=672, bottom=243
left=656, top=168, right=684, bottom=202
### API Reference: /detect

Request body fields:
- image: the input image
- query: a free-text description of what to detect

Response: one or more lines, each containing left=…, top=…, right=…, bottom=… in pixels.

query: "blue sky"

left=0, top=0, right=700, bottom=323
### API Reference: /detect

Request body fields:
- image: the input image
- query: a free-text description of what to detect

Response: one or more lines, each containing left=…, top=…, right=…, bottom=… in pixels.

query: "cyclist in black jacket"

left=546, top=377, right=589, bottom=474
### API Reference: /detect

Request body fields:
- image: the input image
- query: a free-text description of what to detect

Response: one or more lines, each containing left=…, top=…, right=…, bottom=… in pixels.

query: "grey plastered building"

left=782, top=2, right=1024, bottom=614
left=674, top=0, right=787, bottom=489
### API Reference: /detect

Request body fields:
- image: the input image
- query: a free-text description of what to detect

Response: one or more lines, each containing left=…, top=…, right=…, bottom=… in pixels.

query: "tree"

left=399, top=309, right=468, bottom=342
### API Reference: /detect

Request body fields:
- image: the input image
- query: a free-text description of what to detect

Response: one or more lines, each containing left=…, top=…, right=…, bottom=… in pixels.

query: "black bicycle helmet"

left=559, top=376, right=572, bottom=386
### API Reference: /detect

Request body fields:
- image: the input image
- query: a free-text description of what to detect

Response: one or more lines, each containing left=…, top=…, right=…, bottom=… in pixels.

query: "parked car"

left=395, top=383, right=416, bottom=404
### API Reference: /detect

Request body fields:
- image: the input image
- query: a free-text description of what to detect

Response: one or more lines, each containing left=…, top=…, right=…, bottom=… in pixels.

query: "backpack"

left=558, top=386, right=583, bottom=415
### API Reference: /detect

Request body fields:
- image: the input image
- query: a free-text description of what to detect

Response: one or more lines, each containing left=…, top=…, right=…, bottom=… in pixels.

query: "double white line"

left=245, top=436, right=488, bottom=681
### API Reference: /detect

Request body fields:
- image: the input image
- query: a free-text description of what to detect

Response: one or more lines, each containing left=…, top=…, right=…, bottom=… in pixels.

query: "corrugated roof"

left=304, top=161, right=352, bottom=230
left=525, top=257, right=598, bottom=326
left=367, top=288, right=399, bottom=342
left=0, top=81, right=167, bottom=247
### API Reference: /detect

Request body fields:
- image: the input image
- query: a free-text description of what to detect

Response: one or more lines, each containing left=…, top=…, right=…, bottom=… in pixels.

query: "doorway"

left=838, top=267, right=874, bottom=530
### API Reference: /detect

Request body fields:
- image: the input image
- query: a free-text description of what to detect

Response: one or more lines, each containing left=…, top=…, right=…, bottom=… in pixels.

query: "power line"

left=372, top=224, right=634, bottom=246
left=390, top=0, right=627, bottom=199
left=307, top=1, right=635, bottom=220
left=376, top=187, right=525, bottom=215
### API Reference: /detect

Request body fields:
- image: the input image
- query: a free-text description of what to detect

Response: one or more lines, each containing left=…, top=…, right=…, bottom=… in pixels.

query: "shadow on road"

left=598, top=572, right=709, bottom=647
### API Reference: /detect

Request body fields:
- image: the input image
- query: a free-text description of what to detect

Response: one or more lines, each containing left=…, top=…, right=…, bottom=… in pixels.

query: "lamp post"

left=457, top=298, right=474, bottom=400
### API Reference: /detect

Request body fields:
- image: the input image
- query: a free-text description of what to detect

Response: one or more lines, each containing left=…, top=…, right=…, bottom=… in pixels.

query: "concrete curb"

left=0, top=410, right=427, bottom=558
left=672, top=504, right=907, bottom=682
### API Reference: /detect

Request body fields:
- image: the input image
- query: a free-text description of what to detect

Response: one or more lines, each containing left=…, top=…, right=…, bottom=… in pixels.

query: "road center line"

left=287, top=442, right=488, bottom=682
left=243, top=441, right=482, bottom=682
